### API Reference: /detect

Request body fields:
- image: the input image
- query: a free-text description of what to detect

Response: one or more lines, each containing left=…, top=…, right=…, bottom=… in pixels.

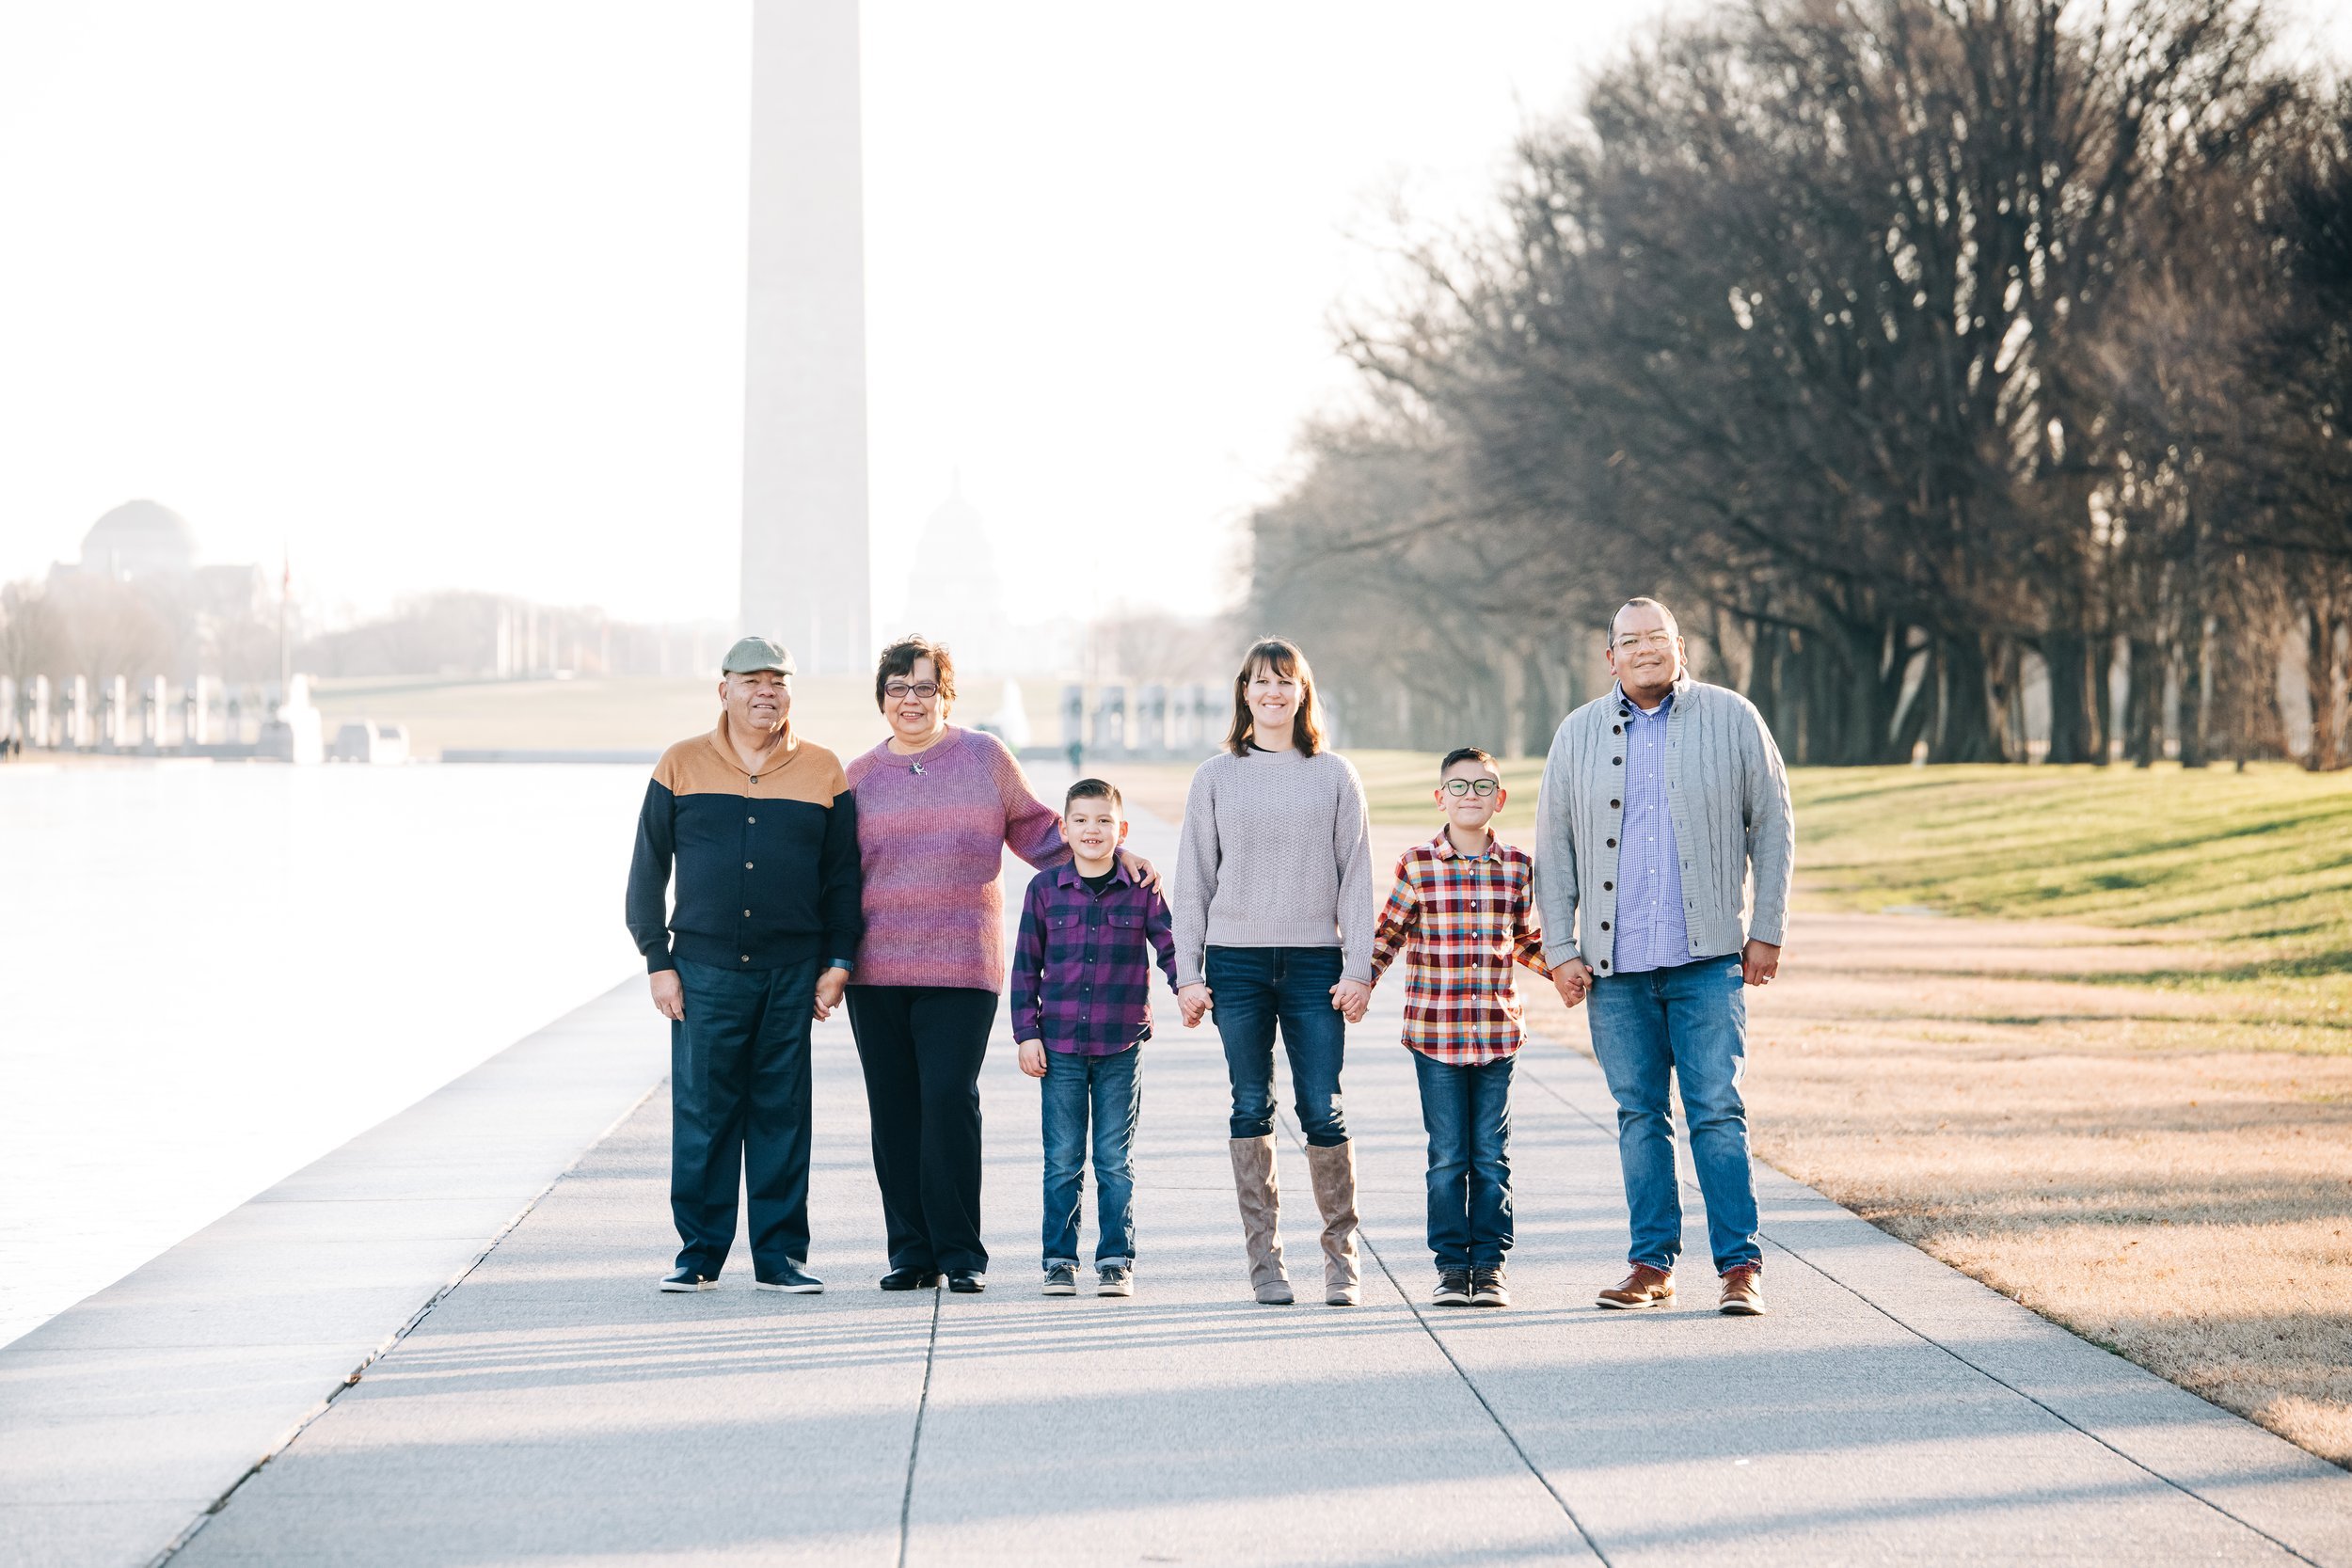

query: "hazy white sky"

left=2, top=2, right=2345, bottom=630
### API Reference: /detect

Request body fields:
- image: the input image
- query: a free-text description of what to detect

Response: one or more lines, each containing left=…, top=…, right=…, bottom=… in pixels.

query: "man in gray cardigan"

left=1534, top=597, right=1794, bottom=1316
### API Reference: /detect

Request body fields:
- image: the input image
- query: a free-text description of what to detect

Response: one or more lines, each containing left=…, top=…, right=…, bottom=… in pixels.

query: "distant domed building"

left=899, top=477, right=1011, bottom=673
left=78, top=499, right=199, bottom=580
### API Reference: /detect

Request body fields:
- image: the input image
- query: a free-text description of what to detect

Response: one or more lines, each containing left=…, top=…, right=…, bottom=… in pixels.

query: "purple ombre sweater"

left=843, top=726, right=1068, bottom=991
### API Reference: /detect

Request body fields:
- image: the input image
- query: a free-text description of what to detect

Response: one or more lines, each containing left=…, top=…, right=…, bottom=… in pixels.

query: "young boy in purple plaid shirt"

left=1010, top=779, right=1184, bottom=1298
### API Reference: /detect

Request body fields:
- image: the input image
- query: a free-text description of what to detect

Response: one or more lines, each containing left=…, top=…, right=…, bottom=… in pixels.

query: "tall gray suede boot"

left=1229, top=1135, right=1294, bottom=1305
left=1305, top=1139, right=1362, bottom=1307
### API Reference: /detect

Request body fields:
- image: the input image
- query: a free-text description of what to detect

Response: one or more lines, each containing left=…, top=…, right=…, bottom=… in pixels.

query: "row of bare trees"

left=1251, top=0, right=2352, bottom=766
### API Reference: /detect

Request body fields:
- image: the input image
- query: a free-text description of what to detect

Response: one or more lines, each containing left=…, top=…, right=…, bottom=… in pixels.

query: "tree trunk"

left=1931, top=634, right=2004, bottom=763
left=2122, top=637, right=2163, bottom=767
left=2042, top=631, right=2090, bottom=765
left=2090, top=632, right=2115, bottom=767
left=2179, top=615, right=2210, bottom=768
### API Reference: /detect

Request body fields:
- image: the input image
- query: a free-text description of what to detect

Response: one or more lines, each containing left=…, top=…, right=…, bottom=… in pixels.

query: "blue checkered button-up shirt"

left=1612, top=686, right=1693, bottom=973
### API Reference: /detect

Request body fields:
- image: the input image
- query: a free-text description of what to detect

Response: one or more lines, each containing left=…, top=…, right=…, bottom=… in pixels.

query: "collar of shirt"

left=1053, top=858, right=1135, bottom=892
left=1613, top=680, right=1683, bottom=723
left=705, top=717, right=796, bottom=778
left=1429, top=828, right=1500, bottom=862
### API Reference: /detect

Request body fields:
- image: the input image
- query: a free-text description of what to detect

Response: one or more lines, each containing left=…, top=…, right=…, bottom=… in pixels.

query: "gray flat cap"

left=722, top=635, right=796, bottom=675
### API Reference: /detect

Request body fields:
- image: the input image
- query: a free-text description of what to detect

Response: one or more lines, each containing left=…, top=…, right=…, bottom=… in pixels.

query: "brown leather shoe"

left=1596, top=1263, right=1675, bottom=1309
left=1719, top=1263, right=1766, bottom=1316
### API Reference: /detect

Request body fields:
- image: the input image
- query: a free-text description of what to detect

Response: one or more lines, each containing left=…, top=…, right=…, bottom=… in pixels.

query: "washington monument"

left=740, top=0, right=871, bottom=673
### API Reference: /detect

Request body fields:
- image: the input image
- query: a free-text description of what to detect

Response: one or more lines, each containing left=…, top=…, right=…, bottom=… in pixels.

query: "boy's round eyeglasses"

left=884, top=681, right=941, bottom=701
left=1442, top=779, right=1500, bottom=798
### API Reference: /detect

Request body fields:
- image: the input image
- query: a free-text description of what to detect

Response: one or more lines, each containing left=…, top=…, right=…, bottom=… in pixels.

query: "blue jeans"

left=1413, top=1052, right=1515, bottom=1269
left=1205, top=945, right=1348, bottom=1146
left=1040, top=1045, right=1141, bottom=1267
left=670, top=956, right=818, bottom=1279
left=1585, top=954, right=1761, bottom=1274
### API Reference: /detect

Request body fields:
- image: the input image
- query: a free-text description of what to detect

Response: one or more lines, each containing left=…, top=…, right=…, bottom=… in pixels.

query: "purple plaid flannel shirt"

left=1009, top=862, right=1180, bottom=1054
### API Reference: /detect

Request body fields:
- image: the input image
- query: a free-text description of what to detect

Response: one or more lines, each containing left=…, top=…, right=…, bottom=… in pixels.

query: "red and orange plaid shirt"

left=1369, top=831, right=1551, bottom=1066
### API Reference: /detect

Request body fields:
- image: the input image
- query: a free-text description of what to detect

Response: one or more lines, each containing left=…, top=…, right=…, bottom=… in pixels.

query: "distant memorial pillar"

left=0, top=676, right=13, bottom=749
left=1060, top=684, right=1086, bottom=757
left=144, top=677, right=167, bottom=750
left=62, top=676, right=88, bottom=748
left=1138, top=683, right=1168, bottom=754
left=28, top=676, right=51, bottom=747
left=739, top=0, right=871, bottom=674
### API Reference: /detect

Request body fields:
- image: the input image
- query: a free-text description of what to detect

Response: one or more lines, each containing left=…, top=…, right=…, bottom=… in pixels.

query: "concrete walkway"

left=11, top=803, right=2351, bottom=1566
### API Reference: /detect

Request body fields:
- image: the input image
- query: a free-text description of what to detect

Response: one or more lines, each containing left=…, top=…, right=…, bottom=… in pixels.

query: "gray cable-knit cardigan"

left=1533, top=674, right=1794, bottom=974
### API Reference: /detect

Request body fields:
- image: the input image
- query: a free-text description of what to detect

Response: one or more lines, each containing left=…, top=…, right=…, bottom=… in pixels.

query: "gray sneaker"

left=1097, top=1261, right=1135, bottom=1297
left=1041, top=1262, right=1078, bottom=1296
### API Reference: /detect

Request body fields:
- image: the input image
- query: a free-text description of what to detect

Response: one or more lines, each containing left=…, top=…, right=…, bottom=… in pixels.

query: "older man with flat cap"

left=627, top=636, right=864, bottom=1293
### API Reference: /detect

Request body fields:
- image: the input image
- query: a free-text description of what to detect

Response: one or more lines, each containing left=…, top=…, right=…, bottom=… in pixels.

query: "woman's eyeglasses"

left=1442, top=778, right=1499, bottom=798
left=884, top=681, right=941, bottom=701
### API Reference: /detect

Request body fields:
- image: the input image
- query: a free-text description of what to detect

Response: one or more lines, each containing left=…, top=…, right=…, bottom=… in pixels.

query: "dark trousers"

left=1206, top=944, right=1348, bottom=1146
left=846, top=985, right=998, bottom=1275
left=1413, top=1051, right=1515, bottom=1269
left=670, top=956, right=818, bottom=1279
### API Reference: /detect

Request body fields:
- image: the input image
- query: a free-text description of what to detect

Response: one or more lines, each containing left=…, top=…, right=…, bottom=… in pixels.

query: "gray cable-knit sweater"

left=1534, top=674, right=1794, bottom=975
left=1172, top=747, right=1376, bottom=986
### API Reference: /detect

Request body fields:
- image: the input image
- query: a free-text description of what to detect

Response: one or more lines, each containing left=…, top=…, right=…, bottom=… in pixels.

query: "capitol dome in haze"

left=900, top=476, right=1010, bottom=673
left=79, top=499, right=199, bottom=579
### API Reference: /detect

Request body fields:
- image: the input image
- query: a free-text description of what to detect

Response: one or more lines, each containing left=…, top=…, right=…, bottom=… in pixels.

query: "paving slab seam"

left=897, top=1283, right=944, bottom=1568
left=145, top=1075, right=664, bottom=1568
left=1515, top=1053, right=2330, bottom=1568
left=1276, top=1115, right=1613, bottom=1566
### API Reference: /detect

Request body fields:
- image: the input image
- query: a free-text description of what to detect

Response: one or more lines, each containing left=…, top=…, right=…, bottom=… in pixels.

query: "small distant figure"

left=1367, top=747, right=1549, bottom=1310
left=1009, top=778, right=1186, bottom=1300
left=1065, top=736, right=1083, bottom=774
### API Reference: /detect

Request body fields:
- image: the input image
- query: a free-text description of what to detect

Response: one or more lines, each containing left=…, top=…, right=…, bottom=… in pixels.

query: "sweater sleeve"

left=1534, top=718, right=1583, bottom=969
left=1007, top=876, right=1048, bottom=1042
left=1332, top=757, right=1376, bottom=984
left=1740, top=697, right=1796, bottom=947
left=819, top=787, right=865, bottom=971
left=625, top=776, right=677, bottom=974
left=1171, top=762, right=1218, bottom=988
left=989, top=735, right=1070, bottom=871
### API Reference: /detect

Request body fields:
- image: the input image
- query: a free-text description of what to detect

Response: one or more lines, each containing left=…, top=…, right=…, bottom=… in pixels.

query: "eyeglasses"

left=884, top=681, right=942, bottom=701
left=1442, top=778, right=1499, bottom=798
left=1613, top=631, right=1675, bottom=652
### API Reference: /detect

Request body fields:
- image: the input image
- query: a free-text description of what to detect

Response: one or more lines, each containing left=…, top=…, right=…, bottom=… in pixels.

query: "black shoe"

left=1096, top=1261, right=1134, bottom=1298
left=946, top=1270, right=986, bottom=1293
left=1432, top=1268, right=1472, bottom=1307
left=1471, top=1265, right=1511, bottom=1308
left=755, top=1259, right=823, bottom=1294
left=879, top=1267, right=944, bottom=1291
left=660, top=1266, right=717, bottom=1292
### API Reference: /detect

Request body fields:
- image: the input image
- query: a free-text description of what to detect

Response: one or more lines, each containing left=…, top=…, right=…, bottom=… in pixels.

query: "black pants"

left=846, top=985, right=998, bottom=1275
left=670, top=956, right=818, bottom=1279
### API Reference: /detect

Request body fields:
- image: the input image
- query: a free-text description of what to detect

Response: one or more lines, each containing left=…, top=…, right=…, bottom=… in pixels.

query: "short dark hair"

left=1224, top=636, right=1326, bottom=757
left=1065, top=777, right=1123, bottom=814
left=1439, top=746, right=1498, bottom=776
left=874, top=635, right=957, bottom=712
left=1611, top=596, right=1681, bottom=642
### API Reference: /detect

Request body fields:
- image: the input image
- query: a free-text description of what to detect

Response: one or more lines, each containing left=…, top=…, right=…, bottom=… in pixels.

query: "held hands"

left=1329, top=977, right=1372, bottom=1023
left=1176, top=982, right=1213, bottom=1028
left=649, top=970, right=686, bottom=1022
left=1017, top=1038, right=1049, bottom=1077
left=1741, top=939, right=1782, bottom=988
left=1551, top=959, right=1594, bottom=1010
left=812, top=966, right=850, bottom=1021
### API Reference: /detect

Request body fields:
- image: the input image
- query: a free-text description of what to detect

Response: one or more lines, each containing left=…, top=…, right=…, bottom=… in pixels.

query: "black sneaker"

left=1471, top=1265, right=1511, bottom=1307
left=1432, top=1268, right=1472, bottom=1307
left=879, top=1267, right=944, bottom=1291
left=1041, top=1263, right=1078, bottom=1296
left=755, top=1260, right=823, bottom=1293
left=1096, top=1261, right=1134, bottom=1297
left=660, top=1266, right=716, bottom=1292
left=946, top=1270, right=986, bottom=1293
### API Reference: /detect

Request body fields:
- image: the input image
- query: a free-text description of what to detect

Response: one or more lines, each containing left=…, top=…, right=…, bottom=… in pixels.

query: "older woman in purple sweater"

left=843, top=635, right=1151, bottom=1294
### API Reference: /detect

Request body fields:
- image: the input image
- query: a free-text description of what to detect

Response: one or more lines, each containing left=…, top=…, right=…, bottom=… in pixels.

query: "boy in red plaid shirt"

left=1368, top=747, right=1549, bottom=1308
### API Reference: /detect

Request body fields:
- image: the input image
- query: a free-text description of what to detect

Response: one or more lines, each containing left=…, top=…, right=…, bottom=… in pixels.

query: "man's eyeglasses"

left=1442, top=778, right=1500, bottom=798
left=1614, top=630, right=1675, bottom=652
left=884, top=681, right=942, bottom=701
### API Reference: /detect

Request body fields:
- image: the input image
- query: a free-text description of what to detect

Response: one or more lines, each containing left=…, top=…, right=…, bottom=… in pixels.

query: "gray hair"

left=1611, top=596, right=1681, bottom=642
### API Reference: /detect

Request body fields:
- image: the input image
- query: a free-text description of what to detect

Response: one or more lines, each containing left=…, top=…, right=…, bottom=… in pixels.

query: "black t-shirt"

left=1080, top=867, right=1119, bottom=897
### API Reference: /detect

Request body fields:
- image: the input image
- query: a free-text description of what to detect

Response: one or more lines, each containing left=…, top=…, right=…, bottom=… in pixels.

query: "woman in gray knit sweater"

left=1173, top=638, right=1377, bottom=1306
